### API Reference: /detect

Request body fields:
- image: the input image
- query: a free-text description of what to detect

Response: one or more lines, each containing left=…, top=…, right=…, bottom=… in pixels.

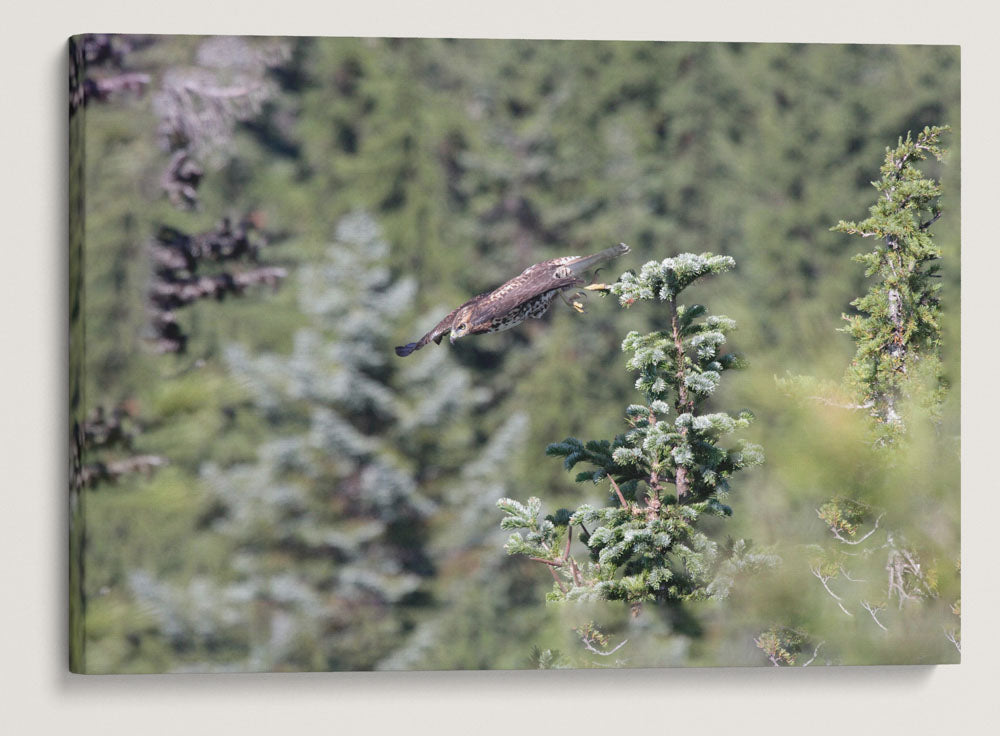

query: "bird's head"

left=449, top=306, right=475, bottom=345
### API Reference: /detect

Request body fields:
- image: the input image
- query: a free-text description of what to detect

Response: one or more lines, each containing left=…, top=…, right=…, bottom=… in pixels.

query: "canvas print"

left=69, top=34, right=960, bottom=673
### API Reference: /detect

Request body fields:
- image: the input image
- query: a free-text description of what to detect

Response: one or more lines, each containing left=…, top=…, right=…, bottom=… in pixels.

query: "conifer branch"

left=528, top=556, right=564, bottom=567
left=548, top=565, right=568, bottom=594
left=919, top=211, right=943, bottom=231
left=608, top=475, right=629, bottom=508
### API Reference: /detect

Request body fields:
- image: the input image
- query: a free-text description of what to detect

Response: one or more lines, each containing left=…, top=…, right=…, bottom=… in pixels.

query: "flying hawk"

left=395, top=243, right=629, bottom=357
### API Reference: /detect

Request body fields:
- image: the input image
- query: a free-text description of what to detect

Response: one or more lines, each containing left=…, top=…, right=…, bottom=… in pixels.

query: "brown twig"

left=528, top=556, right=563, bottom=568
left=608, top=476, right=629, bottom=509
left=546, top=565, right=567, bottom=594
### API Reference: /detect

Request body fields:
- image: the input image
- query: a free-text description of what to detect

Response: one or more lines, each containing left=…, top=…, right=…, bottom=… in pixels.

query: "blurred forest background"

left=69, top=35, right=960, bottom=673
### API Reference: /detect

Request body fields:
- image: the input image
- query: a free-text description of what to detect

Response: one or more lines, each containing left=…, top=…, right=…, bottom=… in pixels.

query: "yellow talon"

left=584, top=283, right=611, bottom=292
left=572, top=300, right=585, bottom=313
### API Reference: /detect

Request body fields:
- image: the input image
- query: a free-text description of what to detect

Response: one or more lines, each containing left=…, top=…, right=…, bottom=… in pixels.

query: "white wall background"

left=3, top=2, right=995, bottom=733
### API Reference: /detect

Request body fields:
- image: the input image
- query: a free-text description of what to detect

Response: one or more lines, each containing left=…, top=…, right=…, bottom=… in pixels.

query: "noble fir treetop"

left=499, top=253, right=769, bottom=608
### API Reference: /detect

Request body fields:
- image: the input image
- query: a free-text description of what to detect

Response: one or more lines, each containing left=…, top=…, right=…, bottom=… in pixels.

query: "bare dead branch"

left=861, top=600, right=888, bottom=632
left=886, top=542, right=934, bottom=609
left=823, top=512, right=885, bottom=546
left=579, top=635, right=629, bottom=657
left=810, top=563, right=854, bottom=617
left=945, top=630, right=961, bottom=654
left=801, top=641, right=825, bottom=667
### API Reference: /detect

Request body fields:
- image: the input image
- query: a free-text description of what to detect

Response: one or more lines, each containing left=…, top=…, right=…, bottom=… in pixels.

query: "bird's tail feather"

left=569, top=242, right=630, bottom=276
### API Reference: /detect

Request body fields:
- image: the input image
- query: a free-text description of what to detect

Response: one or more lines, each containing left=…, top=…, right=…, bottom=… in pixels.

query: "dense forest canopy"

left=70, top=35, right=959, bottom=672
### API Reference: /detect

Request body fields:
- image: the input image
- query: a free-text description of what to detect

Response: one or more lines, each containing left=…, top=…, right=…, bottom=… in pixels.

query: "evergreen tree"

left=499, top=253, right=768, bottom=609
left=833, top=125, right=950, bottom=442
left=127, top=212, right=483, bottom=670
left=72, top=36, right=961, bottom=671
left=758, top=126, right=959, bottom=665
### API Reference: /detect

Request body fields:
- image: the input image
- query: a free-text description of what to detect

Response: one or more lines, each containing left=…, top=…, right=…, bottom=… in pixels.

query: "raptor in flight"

left=395, top=243, right=629, bottom=357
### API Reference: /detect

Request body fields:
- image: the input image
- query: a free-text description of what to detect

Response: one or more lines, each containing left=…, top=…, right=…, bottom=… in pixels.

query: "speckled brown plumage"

left=395, top=243, right=629, bottom=356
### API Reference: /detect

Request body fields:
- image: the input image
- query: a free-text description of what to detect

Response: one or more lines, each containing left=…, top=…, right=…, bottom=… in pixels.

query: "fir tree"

left=760, top=126, right=958, bottom=665
left=498, top=253, right=767, bottom=609
left=72, top=36, right=961, bottom=671
left=832, top=125, right=950, bottom=442
left=127, top=212, right=480, bottom=671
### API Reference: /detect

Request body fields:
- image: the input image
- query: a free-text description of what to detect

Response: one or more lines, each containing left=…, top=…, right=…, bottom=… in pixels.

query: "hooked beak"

left=449, top=332, right=457, bottom=345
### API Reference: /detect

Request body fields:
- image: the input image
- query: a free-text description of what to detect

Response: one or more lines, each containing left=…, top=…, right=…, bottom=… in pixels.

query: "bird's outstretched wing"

left=471, top=244, right=628, bottom=329
left=394, top=299, right=477, bottom=357
left=395, top=244, right=629, bottom=356
left=467, top=265, right=582, bottom=330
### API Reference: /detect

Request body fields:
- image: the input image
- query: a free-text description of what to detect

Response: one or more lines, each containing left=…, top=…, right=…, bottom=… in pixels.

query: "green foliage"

left=754, top=626, right=820, bottom=667
left=499, top=254, right=767, bottom=608
left=74, top=36, right=959, bottom=671
left=126, top=213, right=453, bottom=671
left=816, top=497, right=873, bottom=538
left=750, top=126, right=959, bottom=666
left=833, top=126, right=950, bottom=442
left=527, top=646, right=568, bottom=669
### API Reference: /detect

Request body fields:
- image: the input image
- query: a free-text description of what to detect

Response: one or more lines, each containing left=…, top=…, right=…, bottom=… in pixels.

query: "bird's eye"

left=457, top=322, right=467, bottom=331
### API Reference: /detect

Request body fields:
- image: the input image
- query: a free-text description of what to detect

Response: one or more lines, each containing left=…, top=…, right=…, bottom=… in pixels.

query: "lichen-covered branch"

left=832, top=125, right=950, bottom=443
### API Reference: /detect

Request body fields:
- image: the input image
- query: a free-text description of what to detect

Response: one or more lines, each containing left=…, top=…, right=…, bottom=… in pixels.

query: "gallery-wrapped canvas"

left=69, top=34, right=960, bottom=674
